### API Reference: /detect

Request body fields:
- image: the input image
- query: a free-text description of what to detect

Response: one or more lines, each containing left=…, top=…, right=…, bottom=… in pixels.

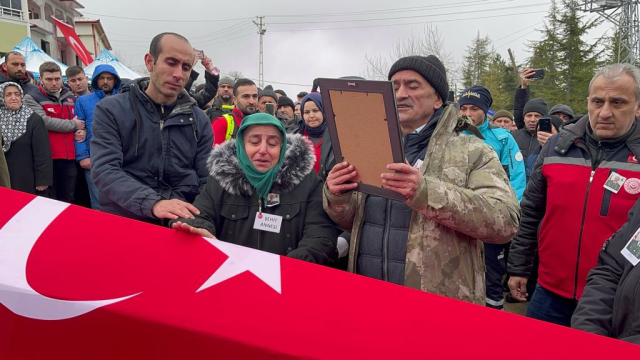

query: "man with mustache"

left=508, top=63, right=640, bottom=327
left=211, top=78, right=258, bottom=146
left=0, top=51, right=37, bottom=94
left=74, top=64, right=122, bottom=210
left=324, top=55, right=520, bottom=305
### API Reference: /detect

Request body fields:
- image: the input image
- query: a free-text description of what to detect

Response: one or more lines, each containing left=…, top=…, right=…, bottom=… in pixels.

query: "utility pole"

left=574, top=0, right=640, bottom=65
left=253, top=16, right=266, bottom=88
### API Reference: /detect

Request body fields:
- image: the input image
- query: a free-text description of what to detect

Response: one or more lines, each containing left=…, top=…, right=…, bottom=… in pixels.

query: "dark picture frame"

left=318, top=78, right=406, bottom=201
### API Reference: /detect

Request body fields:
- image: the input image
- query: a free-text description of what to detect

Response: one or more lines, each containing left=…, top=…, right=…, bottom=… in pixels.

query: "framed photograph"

left=318, top=78, right=405, bottom=201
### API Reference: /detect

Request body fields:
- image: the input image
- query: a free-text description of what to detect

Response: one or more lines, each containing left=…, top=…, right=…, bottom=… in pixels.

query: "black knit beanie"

left=523, top=98, right=549, bottom=117
left=259, top=85, right=277, bottom=102
left=277, top=95, right=295, bottom=109
left=388, top=55, right=449, bottom=101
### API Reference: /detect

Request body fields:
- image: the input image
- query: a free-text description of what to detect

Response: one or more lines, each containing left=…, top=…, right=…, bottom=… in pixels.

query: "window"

left=60, top=48, right=66, bottom=65
left=0, top=0, right=23, bottom=19
left=28, top=4, right=40, bottom=20
left=44, top=4, right=53, bottom=22
left=65, top=15, right=73, bottom=26
left=54, top=9, right=63, bottom=21
left=41, top=40, right=50, bottom=55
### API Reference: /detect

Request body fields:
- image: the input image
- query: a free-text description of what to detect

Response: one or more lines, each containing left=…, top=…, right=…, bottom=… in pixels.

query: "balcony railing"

left=0, top=6, right=24, bottom=21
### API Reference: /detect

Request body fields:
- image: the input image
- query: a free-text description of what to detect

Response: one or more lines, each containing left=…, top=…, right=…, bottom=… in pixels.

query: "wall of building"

left=0, top=21, right=29, bottom=54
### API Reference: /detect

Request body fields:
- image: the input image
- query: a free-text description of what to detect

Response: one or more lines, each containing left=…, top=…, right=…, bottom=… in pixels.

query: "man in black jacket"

left=511, top=97, right=548, bottom=167
left=572, top=197, right=640, bottom=345
left=0, top=52, right=37, bottom=93
left=91, top=32, right=213, bottom=224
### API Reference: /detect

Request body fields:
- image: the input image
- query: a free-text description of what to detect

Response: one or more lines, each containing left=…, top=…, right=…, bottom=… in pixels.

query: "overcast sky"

left=79, top=0, right=611, bottom=96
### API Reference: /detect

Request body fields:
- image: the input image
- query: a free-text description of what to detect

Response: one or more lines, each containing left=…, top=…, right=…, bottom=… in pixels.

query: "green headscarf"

left=236, top=113, right=287, bottom=202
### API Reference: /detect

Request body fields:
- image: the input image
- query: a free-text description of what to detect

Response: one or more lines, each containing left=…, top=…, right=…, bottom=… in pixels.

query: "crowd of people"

left=1, top=31, right=640, bottom=345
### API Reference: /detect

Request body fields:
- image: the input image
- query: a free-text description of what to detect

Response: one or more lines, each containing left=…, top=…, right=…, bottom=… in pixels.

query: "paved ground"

left=503, top=292, right=528, bottom=315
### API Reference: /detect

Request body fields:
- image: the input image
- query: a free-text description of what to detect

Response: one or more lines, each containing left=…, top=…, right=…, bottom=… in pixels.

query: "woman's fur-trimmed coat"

left=173, top=134, right=338, bottom=264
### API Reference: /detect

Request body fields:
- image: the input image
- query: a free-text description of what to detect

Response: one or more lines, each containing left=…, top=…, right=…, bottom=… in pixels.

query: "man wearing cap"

left=323, top=55, right=520, bottom=305
left=258, top=85, right=278, bottom=114
left=550, top=104, right=575, bottom=124
left=459, top=85, right=525, bottom=309
left=276, top=95, right=299, bottom=133
left=511, top=97, right=549, bottom=168
left=206, top=76, right=235, bottom=121
left=492, top=110, right=516, bottom=131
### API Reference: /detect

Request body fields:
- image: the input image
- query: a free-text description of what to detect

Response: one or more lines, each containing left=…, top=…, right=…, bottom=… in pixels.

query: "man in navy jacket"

left=91, top=33, right=212, bottom=223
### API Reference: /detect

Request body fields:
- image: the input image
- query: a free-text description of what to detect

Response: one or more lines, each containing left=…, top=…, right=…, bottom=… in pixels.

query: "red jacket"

left=508, top=117, right=640, bottom=300
left=29, top=86, right=76, bottom=160
left=211, top=107, right=244, bottom=146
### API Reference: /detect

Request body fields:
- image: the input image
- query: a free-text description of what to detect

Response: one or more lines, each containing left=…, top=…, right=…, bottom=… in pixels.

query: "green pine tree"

left=462, top=32, right=492, bottom=88
left=528, top=0, right=604, bottom=114
left=480, top=53, right=515, bottom=111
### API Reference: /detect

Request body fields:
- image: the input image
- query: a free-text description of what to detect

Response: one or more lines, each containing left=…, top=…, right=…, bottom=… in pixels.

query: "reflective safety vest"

left=223, top=113, right=237, bottom=141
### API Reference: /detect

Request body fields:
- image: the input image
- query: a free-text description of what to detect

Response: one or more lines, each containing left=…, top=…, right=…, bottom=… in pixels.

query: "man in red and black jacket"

left=24, top=62, right=85, bottom=203
left=507, top=63, right=640, bottom=327
left=211, top=78, right=257, bottom=146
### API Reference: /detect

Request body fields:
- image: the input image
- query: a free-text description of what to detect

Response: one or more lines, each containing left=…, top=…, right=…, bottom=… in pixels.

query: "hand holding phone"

left=538, top=117, right=552, bottom=133
left=527, top=68, right=545, bottom=80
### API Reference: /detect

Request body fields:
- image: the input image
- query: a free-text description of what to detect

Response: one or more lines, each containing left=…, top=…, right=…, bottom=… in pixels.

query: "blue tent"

left=8, top=37, right=69, bottom=81
left=84, top=49, right=142, bottom=80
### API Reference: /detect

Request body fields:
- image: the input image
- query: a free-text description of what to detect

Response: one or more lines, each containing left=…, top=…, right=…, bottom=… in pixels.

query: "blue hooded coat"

left=75, top=64, right=122, bottom=161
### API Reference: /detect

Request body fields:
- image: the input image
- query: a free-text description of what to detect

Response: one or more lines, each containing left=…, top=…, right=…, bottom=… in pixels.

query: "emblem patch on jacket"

left=624, top=178, right=640, bottom=195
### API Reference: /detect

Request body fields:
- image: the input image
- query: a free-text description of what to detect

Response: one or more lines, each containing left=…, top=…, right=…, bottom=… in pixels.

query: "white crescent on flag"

left=0, top=195, right=282, bottom=321
left=0, top=197, right=138, bottom=320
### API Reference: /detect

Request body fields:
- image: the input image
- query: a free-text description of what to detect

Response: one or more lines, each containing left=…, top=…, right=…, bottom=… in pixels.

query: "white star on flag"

left=198, top=237, right=282, bottom=294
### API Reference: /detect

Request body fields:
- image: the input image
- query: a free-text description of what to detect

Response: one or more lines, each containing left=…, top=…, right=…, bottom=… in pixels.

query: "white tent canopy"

left=4, top=37, right=69, bottom=81
left=84, top=50, right=143, bottom=81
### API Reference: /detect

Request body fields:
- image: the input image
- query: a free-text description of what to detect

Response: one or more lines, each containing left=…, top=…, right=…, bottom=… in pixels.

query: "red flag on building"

left=52, top=17, right=93, bottom=66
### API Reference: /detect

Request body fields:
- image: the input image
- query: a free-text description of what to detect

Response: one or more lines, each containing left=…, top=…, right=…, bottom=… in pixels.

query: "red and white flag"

left=0, top=188, right=637, bottom=359
left=52, top=17, right=93, bottom=66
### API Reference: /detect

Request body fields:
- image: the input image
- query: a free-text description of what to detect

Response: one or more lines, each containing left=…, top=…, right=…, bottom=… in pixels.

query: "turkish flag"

left=0, top=188, right=637, bottom=359
left=52, top=17, right=93, bottom=66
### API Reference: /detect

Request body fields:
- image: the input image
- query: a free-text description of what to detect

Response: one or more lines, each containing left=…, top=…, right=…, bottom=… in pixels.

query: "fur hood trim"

left=207, top=134, right=316, bottom=196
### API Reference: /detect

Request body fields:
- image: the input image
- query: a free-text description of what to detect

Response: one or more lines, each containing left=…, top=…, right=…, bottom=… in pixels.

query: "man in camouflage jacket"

left=323, top=55, right=520, bottom=305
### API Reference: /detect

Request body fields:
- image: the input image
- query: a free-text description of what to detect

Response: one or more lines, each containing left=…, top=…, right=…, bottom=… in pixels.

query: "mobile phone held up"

left=538, top=117, right=552, bottom=133
left=193, top=48, right=204, bottom=60
left=265, top=102, right=276, bottom=116
left=527, top=68, right=545, bottom=80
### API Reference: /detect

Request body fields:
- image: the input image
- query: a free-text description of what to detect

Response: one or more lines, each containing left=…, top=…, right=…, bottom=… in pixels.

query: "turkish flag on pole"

left=52, top=17, right=93, bottom=66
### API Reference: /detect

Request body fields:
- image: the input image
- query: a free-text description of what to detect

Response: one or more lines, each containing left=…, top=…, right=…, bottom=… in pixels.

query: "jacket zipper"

left=257, top=198, right=263, bottom=251
left=600, top=169, right=615, bottom=216
left=508, top=148, right=513, bottom=169
left=382, top=199, right=392, bottom=282
left=573, top=169, right=596, bottom=299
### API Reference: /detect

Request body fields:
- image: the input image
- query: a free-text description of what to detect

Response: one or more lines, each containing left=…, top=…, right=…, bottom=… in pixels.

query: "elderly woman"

left=298, top=93, right=334, bottom=180
left=172, top=113, right=338, bottom=264
left=0, top=82, right=52, bottom=195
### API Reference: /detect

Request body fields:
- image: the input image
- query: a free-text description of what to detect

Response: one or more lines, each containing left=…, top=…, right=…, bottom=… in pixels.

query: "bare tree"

left=363, top=25, right=459, bottom=85
left=227, top=70, right=244, bottom=82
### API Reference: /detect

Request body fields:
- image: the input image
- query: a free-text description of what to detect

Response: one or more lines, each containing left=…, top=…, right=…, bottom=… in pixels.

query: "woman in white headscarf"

left=0, top=82, right=52, bottom=195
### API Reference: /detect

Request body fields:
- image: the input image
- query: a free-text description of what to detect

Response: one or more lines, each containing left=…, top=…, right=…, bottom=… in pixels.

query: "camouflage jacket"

left=323, top=105, right=521, bottom=305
